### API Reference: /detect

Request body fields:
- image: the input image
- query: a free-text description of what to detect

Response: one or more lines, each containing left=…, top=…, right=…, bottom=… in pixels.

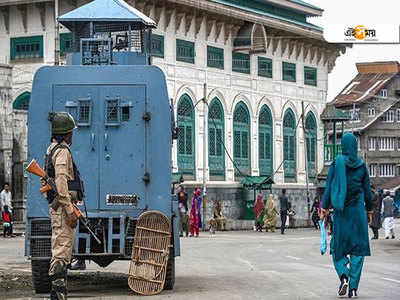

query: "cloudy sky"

left=305, top=0, right=400, bottom=102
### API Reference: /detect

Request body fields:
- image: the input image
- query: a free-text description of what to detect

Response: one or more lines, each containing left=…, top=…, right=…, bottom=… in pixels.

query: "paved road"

left=1, top=226, right=400, bottom=300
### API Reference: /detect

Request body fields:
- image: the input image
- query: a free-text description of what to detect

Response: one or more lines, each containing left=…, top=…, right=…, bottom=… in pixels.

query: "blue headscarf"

left=330, top=133, right=363, bottom=211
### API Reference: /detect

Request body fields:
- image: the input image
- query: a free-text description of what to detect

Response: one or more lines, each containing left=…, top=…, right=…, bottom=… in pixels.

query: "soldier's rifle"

left=26, top=159, right=101, bottom=244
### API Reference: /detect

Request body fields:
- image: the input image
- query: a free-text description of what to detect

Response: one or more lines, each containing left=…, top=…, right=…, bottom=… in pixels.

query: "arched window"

left=13, top=92, right=30, bottom=110
left=233, top=101, right=250, bottom=178
left=258, top=105, right=273, bottom=177
left=208, top=98, right=225, bottom=180
left=177, top=94, right=195, bottom=178
left=283, top=109, right=296, bottom=181
left=305, top=112, right=317, bottom=179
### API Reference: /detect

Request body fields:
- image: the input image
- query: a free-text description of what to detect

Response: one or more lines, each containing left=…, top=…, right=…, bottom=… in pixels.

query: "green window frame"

left=232, top=52, right=250, bottom=74
left=304, top=66, right=317, bottom=86
left=258, top=105, right=273, bottom=177
left=282, top=61, right=296, bottom=82
left=258, top=57, right=272, bottom=78
left=177, top=94, right=195, bottom=177
left=208, top=98, right=225, bottom=180
left=207, top=46, right=224, bottom=69
left=283, top=109, right=296, bottom=181
left=10, top=36, right=43, bottom=60
left=13, top=92, right=30, bottom=110
left=151, top=34, right=164, bottom=58
left=305, top=112, right=317, bottom=179
left=176, top=39, right=195, bottom=64
left=233, top=101, right=251, bottom=178
left=60, top=33, right=73, bottom=57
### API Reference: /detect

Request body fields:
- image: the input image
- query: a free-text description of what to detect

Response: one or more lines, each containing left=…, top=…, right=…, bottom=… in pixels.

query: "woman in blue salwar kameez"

left=322, top=133, right=373, bottom=298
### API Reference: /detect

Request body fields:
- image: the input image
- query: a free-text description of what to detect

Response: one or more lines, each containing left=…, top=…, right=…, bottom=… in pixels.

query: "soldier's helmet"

left=50, top=112, right=77, bottom=135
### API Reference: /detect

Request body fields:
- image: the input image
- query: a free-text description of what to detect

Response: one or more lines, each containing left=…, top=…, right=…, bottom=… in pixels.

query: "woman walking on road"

left=190, top=189, right=202, bottom=237
left=369, top=185, right=382, bottom=240
left=254, top=194, right=265, bottom=232
left=310, top=197, right=320, bottom=230
left=264, top=194, right=279, bottom=232
left=322, top=133, right=373, bottom=298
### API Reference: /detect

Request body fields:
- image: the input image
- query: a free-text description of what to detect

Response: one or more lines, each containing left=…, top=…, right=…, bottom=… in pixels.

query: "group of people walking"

left=254, top=189, right=295, bottom=234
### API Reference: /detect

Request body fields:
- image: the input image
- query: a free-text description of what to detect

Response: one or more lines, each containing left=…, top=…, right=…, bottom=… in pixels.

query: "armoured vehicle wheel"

left=32, top=260, right=51, bottom=293
left=164, top=250, right=175, bottom=290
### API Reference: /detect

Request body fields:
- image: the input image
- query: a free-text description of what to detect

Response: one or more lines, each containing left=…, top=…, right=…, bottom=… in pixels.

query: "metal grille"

left=216, top=128, right=222, bottom=157
left=78, top=100, right=91, bottom=123
left=106, top=99, right=119, bottom=123
left=259, top=106, right=272, bottom=125
left=81, top=38, right=112, bottom=65
left=31, top=220, right=51, bottom=236
left=241, top=132, right=248, bottom=158
left=30, top=238, right=51, bottom=257
left=178, top=126, right=185, bottom=155
left=208, top=101, right=223, bottom=120
left=233, top=103, right=249, bottom=124
left=106, top=194, right=139, bottom=206
left=186, top=127, right=192, bottom=154
left=283, top=110, right=295, bottom=128
left=234, top=131, right=241, bottom=158
left=306, top=113, right=316, bottom=130
left=209, top=128, right=216, bottom=156
left=259, top=133, right=265, bottom=159
left=177, top=96, right=193, bottom=118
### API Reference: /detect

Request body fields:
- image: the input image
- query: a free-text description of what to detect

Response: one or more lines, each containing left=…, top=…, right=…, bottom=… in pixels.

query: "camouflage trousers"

left=49, top=206, right=75, bottom=272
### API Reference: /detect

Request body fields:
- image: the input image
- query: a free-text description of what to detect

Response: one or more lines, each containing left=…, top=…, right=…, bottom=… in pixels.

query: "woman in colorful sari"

left=190, top=189, right=202, bottom=237
left=254, top=194, right=265, bottom=232
left=263, top=194, right=279, bottom=232
left=322, top=133, right=373, bottom=298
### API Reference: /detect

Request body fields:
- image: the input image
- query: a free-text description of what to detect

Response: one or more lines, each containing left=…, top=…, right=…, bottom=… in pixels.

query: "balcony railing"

left=324, top=144, right=342, bottom=162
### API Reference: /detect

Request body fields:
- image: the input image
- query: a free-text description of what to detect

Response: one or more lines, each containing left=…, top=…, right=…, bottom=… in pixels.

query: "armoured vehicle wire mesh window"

left=106, top=99, right=120, bottom=125
left=77, top=99, right=91, bottom=126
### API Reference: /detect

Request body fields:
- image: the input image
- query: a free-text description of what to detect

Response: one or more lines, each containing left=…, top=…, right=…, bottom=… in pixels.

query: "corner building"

left=0, top=0, right=346, bottom=226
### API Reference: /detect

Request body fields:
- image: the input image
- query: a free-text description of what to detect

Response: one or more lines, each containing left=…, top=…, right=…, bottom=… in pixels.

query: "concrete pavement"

left=1, top=226, right=399, bottom=299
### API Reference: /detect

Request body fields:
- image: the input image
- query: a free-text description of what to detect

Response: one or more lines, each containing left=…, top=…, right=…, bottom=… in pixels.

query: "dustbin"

left=242, top=189, right=255, bottom=220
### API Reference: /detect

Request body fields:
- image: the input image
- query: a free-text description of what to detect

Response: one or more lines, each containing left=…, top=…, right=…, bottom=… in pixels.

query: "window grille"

left=233, top=102, right=250, bottom=177
left=13, top=92, right=30, bottom=110
left=382, top=110, right=394, bottom=122
left=282, top=62, right=296, bottom=82
left=10, top=36, right=43, bottom=60
left=176, top=39, right=195, bottom=64
left=77, top=99, right=91, bottom=126
left=60, top=33, right=73, bottom=56
left=207, top=46, right=224, bottom=69
left=259, top=105, right=273, bottom=176
left=304, top=66, right=317, bottom=86
left=283, top=109, right=296, bottom=180
left=151, top=34, right=164, bottom=58
left=177, top=94, right=195, bottom=175
left=106, top=99, right=120, bottom=124
left=258, top=57, right=272, bottom=78
left=232, top=52, right=250, bottom=74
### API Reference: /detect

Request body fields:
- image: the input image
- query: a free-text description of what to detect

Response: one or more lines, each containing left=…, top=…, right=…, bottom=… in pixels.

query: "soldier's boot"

left=49, top=261, right=68, bottom=300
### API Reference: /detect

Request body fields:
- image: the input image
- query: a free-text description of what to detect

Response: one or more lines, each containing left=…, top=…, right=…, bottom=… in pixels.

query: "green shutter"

left=283, top=109, right=296, bottom=181
left=258, top=57, right=272, bottom=78
left=233, top=102, right=250, bottom=178
left=10, top=36, right=43, bottom=60
left=207, top=46, right=224, bottom=69
left=208, top=98, right=225, bottom=179
left=177, top=94, right=195, bottom=177
left=304, top=66, right=317, bottom=86
left=305, top=112, right=317, bottom=178
left=232, top=52, right=250, bottom=74
left=151, top=34, right=164, bottom=58
left=282, top=62, right=296, bottom=82
left=176, top=39, right=195, bottom=64
left=258, top=105, right=273, bottom=176
left=60, top=33, right=73, bottom=57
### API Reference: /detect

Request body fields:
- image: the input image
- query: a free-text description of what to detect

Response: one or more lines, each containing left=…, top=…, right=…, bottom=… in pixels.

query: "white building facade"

left=0, top=0, right=346, bottom=224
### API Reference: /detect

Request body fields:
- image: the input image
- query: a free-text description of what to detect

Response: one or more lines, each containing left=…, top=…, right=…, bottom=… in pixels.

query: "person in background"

left=213, top=201, right=227, bottom=231
left=369, top=185, right=382, bottom=240
left=0, top=182, right=12, bottom=212
left=190, top=189, right=202, bottom=237
left=254, top=194, right=265, bottom=232
left=381, top=191, right=395, bottom=239
left=2, top=205, right=13, bottom=237
left=177, top=186, right=189, bottom=237
left=279, top=189, right=290, bottom=235
left=263, top=194, right=279, bottom=232
left=288, top=203, right=296, bottom=229
left=311, top=197, right=320, bottom=230
left=321, top=133, right=373, bottom=298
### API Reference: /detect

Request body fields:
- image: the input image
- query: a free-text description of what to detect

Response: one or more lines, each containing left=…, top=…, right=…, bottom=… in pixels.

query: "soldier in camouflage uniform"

left=44, top=112, right=83, bottom=300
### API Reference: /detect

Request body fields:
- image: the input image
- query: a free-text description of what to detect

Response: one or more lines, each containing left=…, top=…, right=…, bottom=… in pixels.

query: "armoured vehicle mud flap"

left=128, top=211, right=171, bottom=295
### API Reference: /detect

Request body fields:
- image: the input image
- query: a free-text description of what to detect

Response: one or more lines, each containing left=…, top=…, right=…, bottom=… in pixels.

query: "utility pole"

left=202, top=83, right=207, bottom=229
left=301, top=101, right=311, bottom=227
left=54, top=0, right=60, bottom=65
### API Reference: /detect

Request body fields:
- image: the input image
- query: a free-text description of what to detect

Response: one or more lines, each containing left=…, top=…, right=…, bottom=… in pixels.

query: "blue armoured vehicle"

left=25, top=0, right=179, bottom=293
